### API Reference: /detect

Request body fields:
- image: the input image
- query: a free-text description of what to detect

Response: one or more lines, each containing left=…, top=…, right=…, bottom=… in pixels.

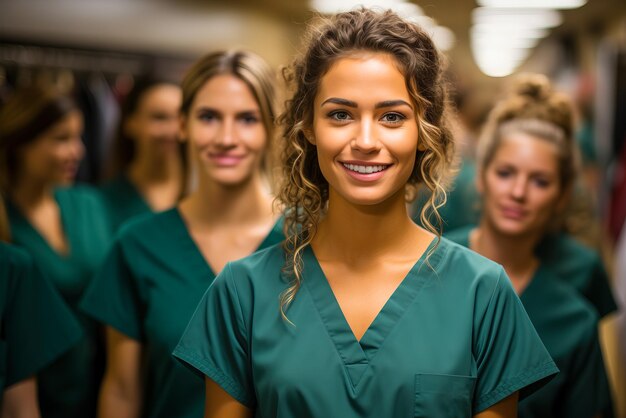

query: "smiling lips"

left=209, top=153, right=246, bottom=167
left=341, top=161, right=391, bottom=181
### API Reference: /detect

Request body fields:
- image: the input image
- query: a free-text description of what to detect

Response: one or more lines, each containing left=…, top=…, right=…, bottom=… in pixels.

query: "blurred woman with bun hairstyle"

left=0, top=84, right=112, bottom=418
left=100, top=77, right=185, bottom=232
left=447, top=73, right=614, bottom=418
left=174, top=9, right=558, bottom=418
left=80, top=50, right=283, bottom=418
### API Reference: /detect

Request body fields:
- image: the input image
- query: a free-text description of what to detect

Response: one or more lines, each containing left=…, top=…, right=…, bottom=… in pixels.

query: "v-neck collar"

left=170, top=207, right=284, bottom=279
left=7, top=190, right=72, bottom=260
left=302, top=238, right=445, bottom=390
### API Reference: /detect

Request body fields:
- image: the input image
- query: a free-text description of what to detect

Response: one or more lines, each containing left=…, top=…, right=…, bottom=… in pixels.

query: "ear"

left=303, top=128, right=316, bottom=145
left=417, top=141, right=427, bottom=151
left=178, top=113, right=188, bottom=143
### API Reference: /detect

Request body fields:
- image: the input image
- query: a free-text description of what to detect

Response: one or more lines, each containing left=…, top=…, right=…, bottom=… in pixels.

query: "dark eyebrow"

left=321, top=98, right=357, bottom=108
left=375, top=100, right=413, bottom=110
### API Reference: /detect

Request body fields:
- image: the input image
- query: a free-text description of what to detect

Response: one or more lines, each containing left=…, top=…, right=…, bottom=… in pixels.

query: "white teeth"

left=343, top=163, right=388, bottom=174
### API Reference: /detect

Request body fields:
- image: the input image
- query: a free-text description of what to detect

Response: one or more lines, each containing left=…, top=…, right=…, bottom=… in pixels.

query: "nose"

left=215, top=118, right=236, bottom=147
left=510, top=175, right=527, bottom=201
left=68, top=136, right=85, bottom=161
left=351, top=117, right=380, bottom=154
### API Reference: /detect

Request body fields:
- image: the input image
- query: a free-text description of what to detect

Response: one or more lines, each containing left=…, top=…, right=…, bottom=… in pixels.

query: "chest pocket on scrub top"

left=414, top=373, right=476, bottom=418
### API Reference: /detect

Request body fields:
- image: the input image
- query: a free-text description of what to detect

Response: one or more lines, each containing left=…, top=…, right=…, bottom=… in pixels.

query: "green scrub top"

left=80, top=208, right=284, bottom=418
left=412, top=159, right=480, bottom=233
left=536, top=233, right=617, bottom=318
left=99, top=175, right=152, bottom=232
left=0, top=243, right=82, bottom=396
left=7, top=186, right=112, bottom=418
left=174, top=238, right=558, bottom=417
left=445, top=226, right=613, bottom=418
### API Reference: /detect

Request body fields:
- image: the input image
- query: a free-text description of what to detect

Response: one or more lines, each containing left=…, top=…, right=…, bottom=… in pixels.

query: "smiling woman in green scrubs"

left=173, top=9, right=558, bottom=418
left=0, top=85, right=112, bottom=418
left=446, top=74, right=613, bottom=418
left=80, top=50, right=282, bottom=418
left=100, top=78, right=185, bottom=232
left=0, top=197, right=82, bottom=417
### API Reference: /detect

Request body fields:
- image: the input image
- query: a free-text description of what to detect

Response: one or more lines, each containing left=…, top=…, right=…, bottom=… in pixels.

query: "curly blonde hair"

left=277, top=8, right=455, bottom=318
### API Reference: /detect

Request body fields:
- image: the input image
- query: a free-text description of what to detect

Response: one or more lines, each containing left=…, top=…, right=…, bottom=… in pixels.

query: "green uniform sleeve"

left=79, top=239, right=143, bottom=340
left=4, top=252, right=82, bottom=388
left=560, top=320, right=613, bottom=418
left=173, top=263, right=254, bottom=408
left=473, top=270, right=558, bottom=412
left=585, top=257, right=618, bottom=318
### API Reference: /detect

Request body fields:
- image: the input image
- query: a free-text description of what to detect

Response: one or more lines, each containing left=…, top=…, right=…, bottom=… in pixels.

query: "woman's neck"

left=313, top=188, right=426, bottom=264
left=179, top=173, right=274, bottom=228
left=127, top=148, right=183, bottom=186
left=10, top=178, right=55, bottom=210
left=471, top=219, right=540, bottom=294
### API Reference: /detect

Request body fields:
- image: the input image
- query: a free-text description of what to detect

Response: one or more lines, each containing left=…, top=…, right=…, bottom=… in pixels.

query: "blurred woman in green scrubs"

left=446, top=74, right=613, bottom=418
left=0, top=85, right=111, bottom=418
left=100, top=78, right=185, bottom=232
left=0, top=196, right=82, bottom=418
left=80, top=50, right=282, bottom=418
left=174, top=9, right=558, bottom=418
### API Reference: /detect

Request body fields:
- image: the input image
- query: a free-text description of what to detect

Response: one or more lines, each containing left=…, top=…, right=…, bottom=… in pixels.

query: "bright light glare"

left=477, top=0, right=587, bottom=9
left=473, top=7, right=562, bottom=28
left=430, top=26, right=456, bottom=51
left=311, top=0, right=413, bottom=14
left=472, top=24, right=549, bottom=39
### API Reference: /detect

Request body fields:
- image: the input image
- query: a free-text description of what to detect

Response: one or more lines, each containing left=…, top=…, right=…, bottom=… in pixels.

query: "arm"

left=204, top=377, right=252, bottom=418
left=474, top=392, right=518, bottom=418
left=97, top=326, right=143, bottom=418
left=1, top=378, right=40, bottom=418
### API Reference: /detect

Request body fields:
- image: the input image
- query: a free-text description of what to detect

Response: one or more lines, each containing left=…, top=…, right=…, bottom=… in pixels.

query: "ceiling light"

left=477, top=0, right=587, bottom=9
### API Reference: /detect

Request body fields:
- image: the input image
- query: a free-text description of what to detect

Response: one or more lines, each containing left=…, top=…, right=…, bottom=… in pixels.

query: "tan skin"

left=202, top=53, right=518, bottom=417
left=98, top=74, right=277, bottom=418
left=1, top=378, right=40, bottom=418
left=9, top=111, right=84, bottom=256
left=124, top=84, right=184, bottom=211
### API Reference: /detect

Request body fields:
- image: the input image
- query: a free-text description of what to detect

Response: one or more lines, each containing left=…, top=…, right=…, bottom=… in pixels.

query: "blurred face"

left=311, top=53, right=419, bottom=206
left=125, top=84, right=182, bottom=153
left=18, top=110, right=84, bottom=186
left=479, top=132, right=565, bottom=238
left=181, top=74, right=266, bottom=187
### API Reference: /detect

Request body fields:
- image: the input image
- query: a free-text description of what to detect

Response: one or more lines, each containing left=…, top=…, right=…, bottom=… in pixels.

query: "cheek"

left=240, top=125, right=268, bottom=153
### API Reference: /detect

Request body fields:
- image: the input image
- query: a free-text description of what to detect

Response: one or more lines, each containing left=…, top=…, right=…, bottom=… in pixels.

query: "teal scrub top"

left=412, top=159, right=480, bottom=233
left=536, top=233, right=617, bottom=318
left=446, top=226, right=613, bottom=418
left=0, top=243, right=82, bottom=396
left=174, top=238, right=558, bottom=417
left=80, top=208, right=284, bottom=418
left=7, top=186, right=112, bottom=418
left=99, top=175, right=152, bottom=232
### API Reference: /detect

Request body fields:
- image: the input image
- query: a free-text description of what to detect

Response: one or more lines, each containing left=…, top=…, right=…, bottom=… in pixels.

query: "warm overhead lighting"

left=473, top=7, right=562, bottom=28
left=477, top=0, right=587, bottom=9
left=310, top=0, right=415, bottom=15
left=472, top=24, right=549, bottom=39
left=430, top=26, right=456, bottom=51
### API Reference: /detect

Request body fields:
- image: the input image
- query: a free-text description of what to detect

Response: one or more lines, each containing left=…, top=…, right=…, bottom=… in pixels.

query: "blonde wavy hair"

left=277, top=8, right=455, bottom=319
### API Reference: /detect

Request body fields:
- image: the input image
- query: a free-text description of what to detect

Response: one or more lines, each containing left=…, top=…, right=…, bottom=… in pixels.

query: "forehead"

left=192, top=74, right=259, bottom=110
left=137, top=84, right=181, bottom=109
left=316, top=53, right=410, bottom=104
left=493, top=133, right=560, bottom=172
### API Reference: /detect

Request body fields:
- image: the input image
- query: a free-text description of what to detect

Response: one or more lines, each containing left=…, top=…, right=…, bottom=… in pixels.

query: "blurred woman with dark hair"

left=100, top=77, right=184, bottom=232
left=0, top=85, right=111, bottom=418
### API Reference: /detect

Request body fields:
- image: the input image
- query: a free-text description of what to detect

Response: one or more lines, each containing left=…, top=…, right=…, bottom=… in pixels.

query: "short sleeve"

left=473, top=270, right=558, bottom=412
left=560, top=322, right=613, bottom=418
left=79, top=239, right=144, bottom=340
left=585, top=257, right=618, bottom=318
left=4, top=255, right=83, bottom=387
left=173, top=263, right=254, bottom=408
